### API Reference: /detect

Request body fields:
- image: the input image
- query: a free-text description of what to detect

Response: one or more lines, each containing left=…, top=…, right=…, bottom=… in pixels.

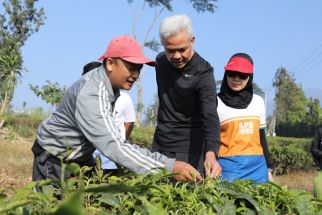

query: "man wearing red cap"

left=31, top=35, right=201, bottom=191
left=217, top=53, right=273, bottom=184
left=152, top=14, right=222, bottom=178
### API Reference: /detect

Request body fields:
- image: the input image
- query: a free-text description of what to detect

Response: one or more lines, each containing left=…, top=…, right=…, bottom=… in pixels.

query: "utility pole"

left=265, top=88, right=276, bottom=137
left=267, top=99, right=277, bottom=137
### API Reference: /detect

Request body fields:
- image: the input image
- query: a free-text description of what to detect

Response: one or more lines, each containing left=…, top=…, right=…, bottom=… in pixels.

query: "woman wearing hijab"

left=217, top=53, right=273, bottom=184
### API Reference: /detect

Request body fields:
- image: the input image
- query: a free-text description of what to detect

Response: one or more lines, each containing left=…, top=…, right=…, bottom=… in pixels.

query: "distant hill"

left=266, top=88, right=322, bottom=117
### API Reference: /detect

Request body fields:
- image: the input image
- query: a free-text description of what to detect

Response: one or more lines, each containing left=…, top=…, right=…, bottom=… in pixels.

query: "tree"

left=0, top=55, right=22, bottom=112
left=0, top=0, right=45, bottom=128
left=144, top=93, right=159, bottom=126
left=273, top=67, right=308, bottom=137
left=29, top=81, right=67, bottom=109
left=127, top=0, right=218, bottom=127
left=0, top=0, right=45, bottom=52
left=306, top=98, right=322, bottom=135
left=215, top=79, right=222, bottom=92
left=253, top=82, right=265, bottom=98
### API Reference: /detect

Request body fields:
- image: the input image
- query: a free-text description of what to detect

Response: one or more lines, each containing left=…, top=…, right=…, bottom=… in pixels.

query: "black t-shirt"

left=152, top=52, right=220, bottom=154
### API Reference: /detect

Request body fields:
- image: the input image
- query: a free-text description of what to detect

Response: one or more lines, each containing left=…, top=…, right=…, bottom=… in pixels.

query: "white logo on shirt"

left=239, top=121, right=254, bottom=134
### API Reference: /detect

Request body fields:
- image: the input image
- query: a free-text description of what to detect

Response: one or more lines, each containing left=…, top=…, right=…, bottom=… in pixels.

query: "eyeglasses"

left=227, top=71, right=250, bottom=80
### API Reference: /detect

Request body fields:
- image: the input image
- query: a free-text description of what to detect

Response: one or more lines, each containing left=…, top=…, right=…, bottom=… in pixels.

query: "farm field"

left=0, top=128, right=317, bottom=195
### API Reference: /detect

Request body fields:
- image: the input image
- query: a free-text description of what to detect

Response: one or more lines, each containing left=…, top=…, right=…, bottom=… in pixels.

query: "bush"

left=129, top=126, right=154, bottom=148
left=1, top=168, right=322, bottom=214
left=3, top=108, right=48, bottom=138
left=270, top=144, right=314, bottom=174
left=268, top=136, right=315, bottom=174
left=268, top=136, right=312, bottom=151
left=129, top=129, right=317, bottom=175
left=16, top=125, right=34, bottom=138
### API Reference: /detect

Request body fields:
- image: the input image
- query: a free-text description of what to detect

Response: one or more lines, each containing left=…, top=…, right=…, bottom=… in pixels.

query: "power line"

left=267, top=44, right=322, bottom=135
left=268, top=44, right=322, bottom=95
left=291, top=44, right=322, bottom=75
left=296, top=56, right=322, bottom=78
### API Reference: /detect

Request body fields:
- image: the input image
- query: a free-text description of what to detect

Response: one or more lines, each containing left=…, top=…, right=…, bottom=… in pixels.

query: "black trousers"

left=31, top=140, right=94, bottom=192
left=151, top=146, right=205, bottom=176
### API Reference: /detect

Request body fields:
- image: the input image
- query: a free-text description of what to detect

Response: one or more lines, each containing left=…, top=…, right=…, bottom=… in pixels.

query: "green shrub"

left=4, top=108, right=47, bottom=129
left=3, top=108, right=47, bottom=138
left=28, top=108, right=48, bottom=127
left=16, top=125, right=35, bottom=138
left=129, top=128, right=317, bottom=175
left=1, top=168, right=322, bottom=214
left=268, top=136, right=312, bottom=151
left=129, top=126, right=154, bottom=148
left=6, top=125, right=18, bottom=141
left=268, top=136, right=314, bottom=174
left=314, top=171, right=322, bottom=199
left=270, top=144, right=314, bottom=174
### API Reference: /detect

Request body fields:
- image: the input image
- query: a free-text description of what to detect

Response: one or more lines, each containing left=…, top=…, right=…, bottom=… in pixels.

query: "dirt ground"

left=274, top=168, right=317, bottom=193
left=0, top=128, right=317, bottom=195
left=0, top=128, right=34, bottom=194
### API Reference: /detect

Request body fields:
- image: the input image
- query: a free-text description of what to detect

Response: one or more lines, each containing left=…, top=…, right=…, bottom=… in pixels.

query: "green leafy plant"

left=2, top=165, right=322, bottom=214
left=29, top=80, right=67, bottom=107
left=314, top=171, right=322, bottom=200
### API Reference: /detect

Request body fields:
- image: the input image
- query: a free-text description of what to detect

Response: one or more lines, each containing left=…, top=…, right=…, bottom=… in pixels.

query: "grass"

left=0, top=128, right=317, bottom=196
left=0, top=129, right=34, bottom=195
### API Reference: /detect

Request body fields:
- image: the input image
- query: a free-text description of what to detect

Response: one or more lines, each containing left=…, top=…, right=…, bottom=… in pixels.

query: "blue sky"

left=11, top=0, right=322, bottom=114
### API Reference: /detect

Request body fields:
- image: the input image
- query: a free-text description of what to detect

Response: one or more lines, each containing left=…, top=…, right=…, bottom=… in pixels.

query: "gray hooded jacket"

left=36, top=65, right=175, bottom=173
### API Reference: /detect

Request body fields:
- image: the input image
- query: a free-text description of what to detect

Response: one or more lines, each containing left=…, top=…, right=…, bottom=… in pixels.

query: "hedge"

left=130, top=127, right=317, bottom=175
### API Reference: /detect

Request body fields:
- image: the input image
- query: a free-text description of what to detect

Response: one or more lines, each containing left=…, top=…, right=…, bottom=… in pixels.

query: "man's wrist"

left=206, top=151, right=218, bottom=160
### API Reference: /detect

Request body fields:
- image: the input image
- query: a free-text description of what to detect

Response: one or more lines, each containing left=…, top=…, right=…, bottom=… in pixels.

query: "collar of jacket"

left=98, top=65, right=120, bottom=103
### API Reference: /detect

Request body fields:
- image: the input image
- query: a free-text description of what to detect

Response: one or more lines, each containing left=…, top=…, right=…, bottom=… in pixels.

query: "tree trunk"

left=0, top=119, right=4, bottom=128
left=0, top=91, right=9, bottom=129
left=135, top=77, right=143, bottom=127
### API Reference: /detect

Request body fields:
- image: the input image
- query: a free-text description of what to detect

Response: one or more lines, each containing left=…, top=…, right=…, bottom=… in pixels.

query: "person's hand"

left=204, top=151, right=222, bottom=178
left=173, top=160, right=203, bottom=181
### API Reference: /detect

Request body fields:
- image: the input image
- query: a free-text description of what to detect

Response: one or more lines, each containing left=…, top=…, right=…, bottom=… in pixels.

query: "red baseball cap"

left=98, top=35, right=157, bottom=66
left=224, top=56, right=253, bottom=74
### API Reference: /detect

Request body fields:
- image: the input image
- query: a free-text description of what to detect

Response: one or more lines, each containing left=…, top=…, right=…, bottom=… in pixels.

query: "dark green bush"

left=268, top=136, right=314, bottom=174
left=130, top=129, right=316, bottom=175
left=268, top=136, right=312, bottom=151
left=270, top=144, right=314, bottom=174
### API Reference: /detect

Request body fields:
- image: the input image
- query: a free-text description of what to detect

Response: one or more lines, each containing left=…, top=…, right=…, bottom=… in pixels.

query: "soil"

left=0, top=128, right=34, bottom=195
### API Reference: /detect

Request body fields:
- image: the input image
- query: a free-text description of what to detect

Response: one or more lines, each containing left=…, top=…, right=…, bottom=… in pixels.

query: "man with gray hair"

left=32, top=35, right=203, bottom=191
left=152, top=14, right=222, bottom=178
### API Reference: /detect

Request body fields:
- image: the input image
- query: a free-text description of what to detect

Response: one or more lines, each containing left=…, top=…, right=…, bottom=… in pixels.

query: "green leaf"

left=135, top=194, right=167, bottom=215
left=53, top=191, right=85, bottom=215
left=314, top=171, right=322, bottom=199
left=41, top=185, right=55, bottom=196
left=260, top=207, right=276, bottom=215
left=97, top=193, right=120, bottom=207
left=218, top=187, right=261, bottom=212
left=84, top=184, right=135, bottom=194
left=65, top=163, right=81, bottom=175
left=216, top=198, right=236, bottom=215
left=296, top=193, right=316, bottom=215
